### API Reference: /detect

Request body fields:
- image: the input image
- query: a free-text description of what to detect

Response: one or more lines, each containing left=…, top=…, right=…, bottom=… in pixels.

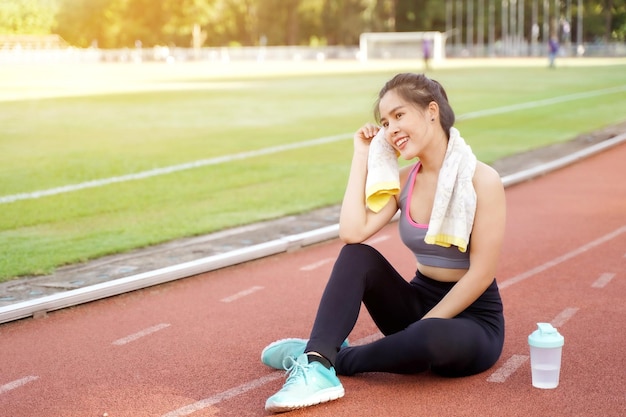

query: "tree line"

left=1, top=0, right=624, bottom=49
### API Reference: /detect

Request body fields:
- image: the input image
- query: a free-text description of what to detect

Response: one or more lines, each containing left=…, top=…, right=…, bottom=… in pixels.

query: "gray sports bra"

left=398, top=162, right=471, bottom=269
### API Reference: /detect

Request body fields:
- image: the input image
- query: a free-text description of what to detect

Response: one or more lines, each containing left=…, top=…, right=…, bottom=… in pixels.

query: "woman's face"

left=378, top=89, right=433, bottom=160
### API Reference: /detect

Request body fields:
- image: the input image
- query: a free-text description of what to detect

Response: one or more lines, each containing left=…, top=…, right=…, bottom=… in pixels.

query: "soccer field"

left=1, top=58, right=625, bottom=281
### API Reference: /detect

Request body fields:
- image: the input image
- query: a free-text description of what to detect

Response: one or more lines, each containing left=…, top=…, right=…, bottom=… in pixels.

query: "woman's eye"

left=396, top=113, right=403, bottom=119
left=382, top=122, right=389, bottom=128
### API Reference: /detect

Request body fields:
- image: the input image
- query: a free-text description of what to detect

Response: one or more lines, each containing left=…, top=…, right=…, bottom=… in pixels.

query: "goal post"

left=358, top=31, right=446, bottom=62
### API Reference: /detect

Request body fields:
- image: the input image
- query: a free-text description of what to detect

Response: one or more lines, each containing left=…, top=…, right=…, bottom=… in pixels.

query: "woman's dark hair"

left=374, top=73, right=455, bottom=139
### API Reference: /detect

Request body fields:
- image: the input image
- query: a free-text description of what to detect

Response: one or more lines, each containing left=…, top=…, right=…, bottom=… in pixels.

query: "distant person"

left=422, top=38, right=432, bottom=70
left=548, top=35, right=559, bottom=68
left=260, top=73, right=506, bottom=413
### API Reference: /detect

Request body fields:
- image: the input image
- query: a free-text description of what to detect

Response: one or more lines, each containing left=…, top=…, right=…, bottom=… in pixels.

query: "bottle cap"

left=528, top=322, right=564, bottom=348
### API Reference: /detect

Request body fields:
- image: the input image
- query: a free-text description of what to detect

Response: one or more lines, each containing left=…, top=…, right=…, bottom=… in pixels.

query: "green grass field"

left=1, top=59, right=625, bottom=282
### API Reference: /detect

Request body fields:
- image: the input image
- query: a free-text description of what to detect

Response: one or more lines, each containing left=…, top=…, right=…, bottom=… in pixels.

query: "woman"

left=261, top=73, right=506, bottom=413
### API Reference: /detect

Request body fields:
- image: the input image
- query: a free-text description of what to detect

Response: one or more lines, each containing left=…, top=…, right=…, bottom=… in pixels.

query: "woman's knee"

left=329, top=244, right=388, bottom=290
left=338, top=243, right=378, bottom=258
left=336, top=244, right=390, bottom=276
left=337, top=244, right=387, bottom=269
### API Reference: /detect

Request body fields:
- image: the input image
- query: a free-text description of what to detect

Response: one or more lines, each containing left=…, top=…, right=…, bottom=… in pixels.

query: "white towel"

left=424, top=127, right=477, bottom=253
left=365, top=128, right=400, bottom=213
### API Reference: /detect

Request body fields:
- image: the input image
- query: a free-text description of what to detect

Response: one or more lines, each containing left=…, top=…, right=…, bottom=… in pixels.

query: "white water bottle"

left=528, top=323, right=565, bottom=389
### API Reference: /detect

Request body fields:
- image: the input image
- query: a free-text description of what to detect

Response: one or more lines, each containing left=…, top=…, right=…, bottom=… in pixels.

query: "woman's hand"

left=339, top=123, right=398, bottom=243
left=353, top=123, right=380, bottom=156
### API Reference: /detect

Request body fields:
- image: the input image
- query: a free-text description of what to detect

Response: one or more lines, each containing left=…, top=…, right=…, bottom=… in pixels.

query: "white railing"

left=0, top=42, right=624, bottom=65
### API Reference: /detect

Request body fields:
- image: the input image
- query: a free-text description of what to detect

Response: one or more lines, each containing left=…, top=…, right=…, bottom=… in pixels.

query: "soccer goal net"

left=358, top=31, right=446, bottom=62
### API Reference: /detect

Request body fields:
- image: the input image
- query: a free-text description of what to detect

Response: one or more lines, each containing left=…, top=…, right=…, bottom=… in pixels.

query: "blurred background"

left=1, top=1, right=625, bottom=284
left=1, top=0, right=625, bottom=64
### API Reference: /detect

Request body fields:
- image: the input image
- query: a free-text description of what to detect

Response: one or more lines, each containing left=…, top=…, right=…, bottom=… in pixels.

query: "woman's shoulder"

left=473, top=161, right=504, bottom=193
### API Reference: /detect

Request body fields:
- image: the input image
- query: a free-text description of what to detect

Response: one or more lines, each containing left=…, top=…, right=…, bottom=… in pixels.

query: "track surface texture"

left=1, top=143, right=625, bottom=416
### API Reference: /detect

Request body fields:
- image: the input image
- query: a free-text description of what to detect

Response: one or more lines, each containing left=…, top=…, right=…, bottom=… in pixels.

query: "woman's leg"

left=305, top=244, right=425, bottom=365
left=335, top=277, right=505, bottom=376
left=335, top=316, right=503, bottom=376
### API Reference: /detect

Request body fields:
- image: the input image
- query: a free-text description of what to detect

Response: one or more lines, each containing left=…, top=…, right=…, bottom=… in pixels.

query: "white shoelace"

left=281, top=355, right=311, bottom=387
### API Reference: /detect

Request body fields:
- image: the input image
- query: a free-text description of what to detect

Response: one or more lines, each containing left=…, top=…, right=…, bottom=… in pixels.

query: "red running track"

left=1, top=143, right=625, bottom=417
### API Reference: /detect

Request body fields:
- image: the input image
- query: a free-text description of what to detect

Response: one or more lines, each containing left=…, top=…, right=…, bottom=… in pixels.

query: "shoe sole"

left=265, top=385, right=345, bottom=413
left=260, top=338, right=307, bottom=369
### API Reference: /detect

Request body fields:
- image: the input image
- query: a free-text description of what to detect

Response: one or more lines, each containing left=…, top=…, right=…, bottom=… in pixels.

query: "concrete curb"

left=1, top=133, right=625, bottom=324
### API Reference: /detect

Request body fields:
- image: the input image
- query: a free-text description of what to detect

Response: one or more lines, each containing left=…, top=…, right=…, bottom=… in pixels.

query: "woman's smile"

left=394, top=135, right=409, bottom=150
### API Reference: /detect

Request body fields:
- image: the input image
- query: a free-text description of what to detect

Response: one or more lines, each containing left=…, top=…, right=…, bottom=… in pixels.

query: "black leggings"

left=305, top=244, right=505, bottom=377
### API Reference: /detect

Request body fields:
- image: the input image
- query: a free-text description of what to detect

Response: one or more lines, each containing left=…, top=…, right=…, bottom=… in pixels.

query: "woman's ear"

left=428, top=101, right=439, bottom=121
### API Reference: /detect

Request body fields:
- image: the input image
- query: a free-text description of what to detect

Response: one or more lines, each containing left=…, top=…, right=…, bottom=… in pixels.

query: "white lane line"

left=161, top=372, right=283, bottom=417
left=486, top=355, right=529, bottom=383
left=591, top=272, right=616, bottom=289
left=161, top=332, right=386, bottom=416
left=112, top=323, right=171, bottom=346
left=300, top=258, right=335, bottom=271
left=551, top=307, right=579, bottom=329
left=457, top=85, right=626, bottom=121
left=220, top=286, right=263, bottom=303
left=0, top=133, right=350, bottom=204
left=6, top=85, right=623, bottom=205
left=0, top=375, right=39, bottom=395
left=487, top=308, right=578, bottom=383
left=499, top=225, right=626, bottom=290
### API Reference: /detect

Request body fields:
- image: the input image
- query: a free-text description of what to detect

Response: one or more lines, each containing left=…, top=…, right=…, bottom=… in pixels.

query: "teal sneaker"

left=265, top=354, right=344, bottom=413
left=261, top=338, right=307, bottom=370
left=261, top=338, right=350, bottom=370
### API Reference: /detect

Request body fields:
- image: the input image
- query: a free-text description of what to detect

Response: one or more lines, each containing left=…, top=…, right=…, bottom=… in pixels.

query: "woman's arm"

left=339, top=124, right=399, bottom=243
left=422, top=162, right=506, bottom=319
